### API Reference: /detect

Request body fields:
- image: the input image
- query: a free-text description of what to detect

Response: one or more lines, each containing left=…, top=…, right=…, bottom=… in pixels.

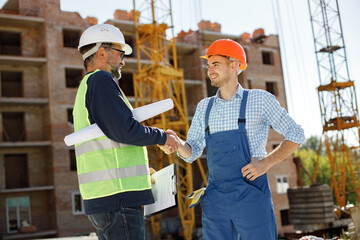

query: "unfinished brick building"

left=0, top=0, right=297, bottom=239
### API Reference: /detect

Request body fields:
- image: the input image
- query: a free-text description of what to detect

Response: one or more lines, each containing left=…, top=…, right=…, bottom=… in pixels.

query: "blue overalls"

left=200, top=91, right=277, bottom=240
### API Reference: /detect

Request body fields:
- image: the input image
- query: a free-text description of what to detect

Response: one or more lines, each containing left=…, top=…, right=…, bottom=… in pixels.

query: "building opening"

left=2, top=112, right=25, bottom=141
left=262, top=51, right=274, bottom=65
left=1, top=71, right=23, bottom=97
left=63, top=29, right=81, bottom=48
left=5, top=154, right=29, bottom=189
left=6, top=196, right=31, bottom=233
left=0, top=31, right=21, bottom=55
left=266, top=81, right=278, bottom=96
left=65, top=68, right=83, bottom=88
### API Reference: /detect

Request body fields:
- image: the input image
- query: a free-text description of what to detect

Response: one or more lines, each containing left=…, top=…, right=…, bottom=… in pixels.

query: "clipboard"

left=144, top=163, right=177, bottom=217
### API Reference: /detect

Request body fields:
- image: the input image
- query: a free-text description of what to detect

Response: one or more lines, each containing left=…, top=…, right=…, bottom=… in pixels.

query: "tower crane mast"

left=307, top=0, right=360, bottom=207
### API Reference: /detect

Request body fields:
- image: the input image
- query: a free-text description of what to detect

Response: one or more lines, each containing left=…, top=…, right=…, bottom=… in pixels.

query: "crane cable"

left=271, top=0, right=318, bottom=136
left=287, top=0, right=318, bottom=126
left=271, top=0, right=296, bottom=116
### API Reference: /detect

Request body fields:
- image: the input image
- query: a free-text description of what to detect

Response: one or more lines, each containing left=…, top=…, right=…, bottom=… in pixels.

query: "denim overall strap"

left=238, top=90, right=248, bottom=126
left=204, top=97, right=215, bottom=137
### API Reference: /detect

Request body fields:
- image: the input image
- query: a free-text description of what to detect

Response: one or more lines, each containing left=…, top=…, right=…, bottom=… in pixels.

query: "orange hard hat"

left=201, top=39, right=247, bottom=70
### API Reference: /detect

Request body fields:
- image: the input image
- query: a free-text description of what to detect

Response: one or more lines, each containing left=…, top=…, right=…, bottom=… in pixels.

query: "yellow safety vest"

left=73, top=70, right=151, bottom=200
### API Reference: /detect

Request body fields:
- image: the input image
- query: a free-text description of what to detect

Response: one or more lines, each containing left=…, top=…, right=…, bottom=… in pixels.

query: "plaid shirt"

left=180, top=84, right=305, bottom=163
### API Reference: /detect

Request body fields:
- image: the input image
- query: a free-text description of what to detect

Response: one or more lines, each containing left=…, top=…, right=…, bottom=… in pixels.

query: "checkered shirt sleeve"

left=179, top=88, right=305, bottom=163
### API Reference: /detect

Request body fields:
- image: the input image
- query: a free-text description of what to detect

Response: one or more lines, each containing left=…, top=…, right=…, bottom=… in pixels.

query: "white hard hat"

left=78, top=24, right=132, bottom=60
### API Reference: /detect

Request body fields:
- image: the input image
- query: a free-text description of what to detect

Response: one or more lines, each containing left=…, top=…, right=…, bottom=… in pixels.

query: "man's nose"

left=120, top=58, right=125, bottom=67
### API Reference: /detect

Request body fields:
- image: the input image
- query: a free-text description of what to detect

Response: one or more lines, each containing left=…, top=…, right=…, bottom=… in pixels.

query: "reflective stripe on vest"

left=78, top=164, right=150, bottom=184
left=75, top=138, right=131, bottom=157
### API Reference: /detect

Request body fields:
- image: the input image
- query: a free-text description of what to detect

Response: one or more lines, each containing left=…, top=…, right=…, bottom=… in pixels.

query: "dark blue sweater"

left=82, top=70, right=167, bottom=215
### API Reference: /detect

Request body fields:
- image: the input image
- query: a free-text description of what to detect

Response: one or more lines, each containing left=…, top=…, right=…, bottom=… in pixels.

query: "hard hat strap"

left=82, top=42, right=102, bottom=60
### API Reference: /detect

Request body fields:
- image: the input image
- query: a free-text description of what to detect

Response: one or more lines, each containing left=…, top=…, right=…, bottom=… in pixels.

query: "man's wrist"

left=177, top=141, right=191, bottom=159
left=263, top=155, right=275, bottom=170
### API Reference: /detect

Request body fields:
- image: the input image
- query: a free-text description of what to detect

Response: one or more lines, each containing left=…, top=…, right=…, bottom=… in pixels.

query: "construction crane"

left=307, top=0, right=360, bottom=207
left=132, top=0, right=207, bottom=239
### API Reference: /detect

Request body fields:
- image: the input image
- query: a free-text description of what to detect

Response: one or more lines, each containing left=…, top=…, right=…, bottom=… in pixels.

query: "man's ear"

left=96, top=47, right=107, bottom=62
left=231, top=61, right=238, bottom=72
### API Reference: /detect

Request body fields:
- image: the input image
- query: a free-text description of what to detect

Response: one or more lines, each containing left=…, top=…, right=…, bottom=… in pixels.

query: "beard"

left=107, top=59, right=122, bottom=80
left=111, top=66, right=121, bottom=80
left=106, top=54, right=122, bottom=80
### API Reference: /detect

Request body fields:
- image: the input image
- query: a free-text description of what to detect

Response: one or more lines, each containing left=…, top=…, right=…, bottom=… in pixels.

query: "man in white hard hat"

left=159, top=39, right=305, bottom=239
left=73, top=24, right=178, bottom=240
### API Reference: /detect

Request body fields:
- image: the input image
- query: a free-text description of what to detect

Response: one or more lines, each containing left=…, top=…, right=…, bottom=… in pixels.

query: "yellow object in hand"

left=186, top=187, right=206, bottom=208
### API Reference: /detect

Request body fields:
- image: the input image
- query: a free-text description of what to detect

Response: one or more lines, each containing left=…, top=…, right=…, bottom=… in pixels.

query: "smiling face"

left=207, top=55, right=235, bottom=88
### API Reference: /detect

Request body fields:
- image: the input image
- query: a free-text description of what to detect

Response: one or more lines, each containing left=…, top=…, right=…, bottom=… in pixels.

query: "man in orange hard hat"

left=159, top=39, right=305, bottom=239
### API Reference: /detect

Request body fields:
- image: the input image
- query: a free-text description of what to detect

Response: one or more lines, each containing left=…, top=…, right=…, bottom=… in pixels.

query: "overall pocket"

left=243, top=174, right=269, bottom=196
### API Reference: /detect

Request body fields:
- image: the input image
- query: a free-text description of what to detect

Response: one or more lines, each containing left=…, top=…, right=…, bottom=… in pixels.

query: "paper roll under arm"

left=64, top=98, right=174, bottom=146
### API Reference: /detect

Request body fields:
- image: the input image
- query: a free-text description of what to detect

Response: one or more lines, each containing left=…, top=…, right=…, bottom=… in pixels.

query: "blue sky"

left=1, top=0, right=360, bottom=141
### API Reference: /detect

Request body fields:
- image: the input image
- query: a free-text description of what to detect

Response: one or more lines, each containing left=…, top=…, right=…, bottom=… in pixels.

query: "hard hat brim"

left=122, top=43, right=132, bottom=55
left=200, top=54, right=247, bottom=71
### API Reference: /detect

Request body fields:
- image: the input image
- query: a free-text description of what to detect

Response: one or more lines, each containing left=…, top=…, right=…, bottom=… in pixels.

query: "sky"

left=2, top=0, right=360, bottom=141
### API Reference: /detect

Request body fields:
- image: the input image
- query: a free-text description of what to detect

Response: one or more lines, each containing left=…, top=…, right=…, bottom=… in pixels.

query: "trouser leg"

left=230, top=191, right=277, bottom=239
left=87, top=205, right=145, bottom=240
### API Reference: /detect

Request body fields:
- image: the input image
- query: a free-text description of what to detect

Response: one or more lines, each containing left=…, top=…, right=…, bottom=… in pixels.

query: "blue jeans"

left=87, top=204, right=145, bottom=240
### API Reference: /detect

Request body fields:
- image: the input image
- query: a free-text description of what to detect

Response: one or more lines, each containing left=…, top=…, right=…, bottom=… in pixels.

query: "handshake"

left=158, top=129, right=182, bottom=155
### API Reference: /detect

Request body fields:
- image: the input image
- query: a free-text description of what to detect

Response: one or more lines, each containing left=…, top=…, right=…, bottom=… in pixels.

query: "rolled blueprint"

left=64, top=98, right=174, bottom=146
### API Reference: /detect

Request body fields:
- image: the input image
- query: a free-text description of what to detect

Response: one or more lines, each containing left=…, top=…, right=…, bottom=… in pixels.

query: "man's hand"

left=242, top=141, right=300, bottom=181
left=158, top=129, right=179, bottom=154
left=149, top=167, right=156, bottom=184
left=241, top=158, right=270, bottom=181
